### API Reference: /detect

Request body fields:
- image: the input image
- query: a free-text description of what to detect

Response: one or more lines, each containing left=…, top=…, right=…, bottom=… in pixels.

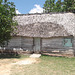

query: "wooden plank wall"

left=41, top=37, right=74, bottom=57
left=73, top=37, right=75, bottom=56
left=42, top=38, right=63, bottom=49
left=21, top=37, right=33, bottom=51
left=41, top=37, right=74, bottom=52
left=73, top=37, right=75, bottom=48
left=7, top=36, right=74, bottom=54
left=8, top=37, right=21, bottom=48
left=7, top=37, right=33, bottom=51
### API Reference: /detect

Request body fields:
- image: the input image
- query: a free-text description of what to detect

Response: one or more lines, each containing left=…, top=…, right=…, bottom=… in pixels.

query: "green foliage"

left=43, top=0, right=75, bottom=13
left=43, top=0, right=55, bottom=13
left=55, top=0, right=62, bottom=12
left=63, top=0, right=75, bottom=12
left=0, top=0, right=17, bottom=46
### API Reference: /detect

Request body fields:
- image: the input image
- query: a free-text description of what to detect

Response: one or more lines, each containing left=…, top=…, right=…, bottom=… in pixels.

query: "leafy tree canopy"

left=0, top=0, right=17, bottom=46
left=43, top=0, right=75, bottom=13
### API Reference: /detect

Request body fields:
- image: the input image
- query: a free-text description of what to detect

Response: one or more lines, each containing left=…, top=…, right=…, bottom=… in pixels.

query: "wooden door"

left=34, top=38, right=41, bottom=52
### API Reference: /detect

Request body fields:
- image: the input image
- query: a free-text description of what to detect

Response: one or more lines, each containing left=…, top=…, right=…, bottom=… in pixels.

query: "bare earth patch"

left=0, top=64, right=11, bottom=75
left=13, top=58, right=39, bottom=65
left=0, top=58, right=40, bottom=75
left=0, top=59, right=19, bottom=75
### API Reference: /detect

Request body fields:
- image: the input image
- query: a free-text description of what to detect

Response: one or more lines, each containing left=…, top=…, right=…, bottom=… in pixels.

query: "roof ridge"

left=17, top=12, right=74, bottom=16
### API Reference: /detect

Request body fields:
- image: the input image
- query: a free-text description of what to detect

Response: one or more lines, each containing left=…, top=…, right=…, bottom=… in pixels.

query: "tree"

left=43, top=0, right=55, bottom=13
left=63, top=0, right=75, bottom=12
left=0, top=0, right=17, bottom=46
left=43, top=0, right=75, bottom=13
left=72, top=0, right=75, bottom=12
left=55, top=0, right=62, bottom=12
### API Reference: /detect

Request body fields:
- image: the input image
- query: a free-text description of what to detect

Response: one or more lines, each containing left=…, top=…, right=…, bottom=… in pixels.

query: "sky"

left=9, top=0, right=63, bottom=14
left=9, top=0, right=46, bottom=14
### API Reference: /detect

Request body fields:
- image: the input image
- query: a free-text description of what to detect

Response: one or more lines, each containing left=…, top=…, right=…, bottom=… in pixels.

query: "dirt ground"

left=0, top=63, right=11, bottom=75
left=0, top=58, right=39, bottom=75
left=0, top=59, right=18, bottom=75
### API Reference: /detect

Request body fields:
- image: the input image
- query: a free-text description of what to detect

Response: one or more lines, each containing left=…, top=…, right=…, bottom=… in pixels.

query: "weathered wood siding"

left=21, top=37, right=33, bottom=51
left=73, top=37, right=75, bottom=48
left=41, top=37, right=74, bottom=57
left=8, top=37, right=21, bottom=48
left=6, top=36, right=75, bottom=56
left=42, top=38, right=63, bottom=50
left=41, top=37, right=74, bottom=52
left=7, top=37, right=33, bottom=51
left=73, top=37, right=75, bottom=56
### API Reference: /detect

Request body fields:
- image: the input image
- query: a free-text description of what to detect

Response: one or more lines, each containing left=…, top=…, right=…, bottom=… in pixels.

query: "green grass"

left=10, top=55, right=75, bottom=75
left=19, top=54, right=30, bottom=59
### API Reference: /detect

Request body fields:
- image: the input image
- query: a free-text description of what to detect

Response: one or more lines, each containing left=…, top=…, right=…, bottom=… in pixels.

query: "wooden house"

left=5, top=13, right=75, bottom=56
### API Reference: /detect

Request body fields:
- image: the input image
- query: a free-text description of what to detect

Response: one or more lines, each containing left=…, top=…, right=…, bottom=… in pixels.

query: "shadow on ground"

left=0, top=53, right=21, bottom=59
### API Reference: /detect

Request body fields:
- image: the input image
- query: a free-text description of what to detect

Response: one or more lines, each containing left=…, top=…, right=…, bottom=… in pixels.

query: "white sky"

left=16, top=9, right=21, bottom=14
left=29, top=4, right=43, bottom=13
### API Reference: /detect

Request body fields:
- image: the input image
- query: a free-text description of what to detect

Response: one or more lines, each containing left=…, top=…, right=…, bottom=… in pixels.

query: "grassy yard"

left=10, top=55, right=75, bottom=75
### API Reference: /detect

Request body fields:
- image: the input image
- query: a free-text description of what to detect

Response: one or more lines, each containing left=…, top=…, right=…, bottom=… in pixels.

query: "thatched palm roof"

left=13, top=13, right=75, bottom=38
